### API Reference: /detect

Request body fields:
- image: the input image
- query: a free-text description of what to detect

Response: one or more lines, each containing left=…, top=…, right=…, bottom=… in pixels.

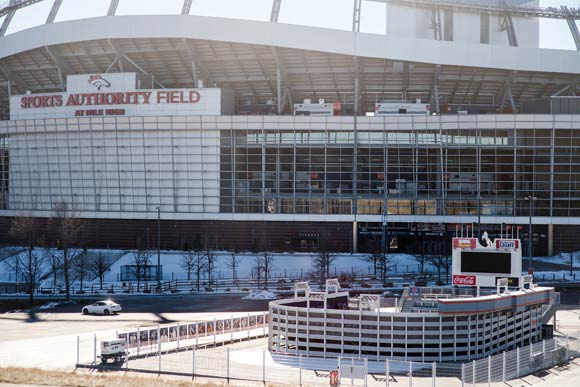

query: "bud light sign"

left=453, top=275, right=476, bottom=286
left=496, top=240, right=519, bottom=250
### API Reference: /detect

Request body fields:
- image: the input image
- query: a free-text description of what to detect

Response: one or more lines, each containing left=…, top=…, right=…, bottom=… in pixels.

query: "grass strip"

left=0, top=367, right=227, bottom=387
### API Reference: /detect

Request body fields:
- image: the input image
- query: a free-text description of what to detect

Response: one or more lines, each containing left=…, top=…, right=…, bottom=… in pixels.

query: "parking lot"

left=1, top=295, right=580, bottom=387
left=0, top=294, right=268, bottom=369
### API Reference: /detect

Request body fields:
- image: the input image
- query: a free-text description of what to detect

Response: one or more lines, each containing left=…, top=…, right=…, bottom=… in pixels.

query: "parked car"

left=82, top=300, right=122, bottom=315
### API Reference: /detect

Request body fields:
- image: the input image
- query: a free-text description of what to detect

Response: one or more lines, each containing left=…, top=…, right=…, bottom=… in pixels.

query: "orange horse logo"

left=88, top=75, right=111, bottom=91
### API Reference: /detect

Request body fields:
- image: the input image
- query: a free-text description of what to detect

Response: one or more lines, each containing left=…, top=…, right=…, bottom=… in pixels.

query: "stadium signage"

left=19, top=90, right=201, bottom=109
left=453, top=238, right=476, bottom=249
left=10, top=72, right=231, bottom=119
left=20, top=90, right=201, bottom=109
left=495, top=239, right=519, bottom=249
left=452, top=275, right=476, bottom=286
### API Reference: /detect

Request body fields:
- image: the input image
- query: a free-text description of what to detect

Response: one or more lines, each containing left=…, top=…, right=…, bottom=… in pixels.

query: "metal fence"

left=77, top=327, right=580, bottom=387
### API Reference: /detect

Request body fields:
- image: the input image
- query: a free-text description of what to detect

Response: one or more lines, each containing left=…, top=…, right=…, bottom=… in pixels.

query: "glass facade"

left=0, top=115, right=578, bottom=221
left=219, top=123, right=580, bottom=218
left=0, top=135, right=8, bottom=210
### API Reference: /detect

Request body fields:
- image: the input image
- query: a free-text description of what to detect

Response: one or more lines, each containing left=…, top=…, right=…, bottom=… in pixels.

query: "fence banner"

left=188, top=323, right=197, bottom=338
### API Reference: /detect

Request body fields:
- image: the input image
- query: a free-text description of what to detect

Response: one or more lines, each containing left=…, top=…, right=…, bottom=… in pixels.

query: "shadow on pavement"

left=25, top=310, right=39, bottom=323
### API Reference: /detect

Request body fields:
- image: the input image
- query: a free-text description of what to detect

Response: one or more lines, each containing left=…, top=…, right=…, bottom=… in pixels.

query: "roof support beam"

left=276, top=68, right=282, bottom=114
left=553, top=76, right=580, bottom=96
left=566, top=17, right=580, bottom=50
left=431, top=7, right=442, bottom=40
left=0, top=62, right=28, bottom=92
left=45, top=46, right=74, bottom=75
left=495, top=70, right=516, bottom=102
left=354, top=57, right=360, bottom=114
left=500, top=13, right=518, bottom=47
left=0, top=9, right=15, bottom=37
left=270, top=0, right=282, bottom=23
left=46, top=0, right=62, bottom=24
left=352, top=0, right=362, bottom=32
left=107, top=39, right=165, bottom=88
left=499, top=87, right=516, bottom=113
left=497, top=71, right=517, bottom=112
left=182, top=0, right=193, bottom=15
left=430, top=64, right=440, bottom=113
left=183, top=39, right=212, bottom=88
left=105, top=56, right=118, bottom=73
left=108, top=0, right=119, bottom=16
left=562, top=6, right=580, bottom=50
left=271, top=47, right=294, bottom=111
left=44, top=46, right=74, bottom=91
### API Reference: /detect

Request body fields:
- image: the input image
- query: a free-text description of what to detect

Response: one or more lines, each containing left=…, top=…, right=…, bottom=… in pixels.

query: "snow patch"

left=242, top=289, right=277, bottom=300
left=37, top=302, right=61, bottom=310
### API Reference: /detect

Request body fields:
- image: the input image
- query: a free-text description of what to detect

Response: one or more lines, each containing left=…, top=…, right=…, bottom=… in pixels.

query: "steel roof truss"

left=182, top=0, right=193, bottom=16
left=46, top=0, right=62, bottom=24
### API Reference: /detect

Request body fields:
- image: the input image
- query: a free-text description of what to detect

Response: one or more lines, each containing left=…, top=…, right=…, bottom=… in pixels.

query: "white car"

left=82, top=300, right=122, bottom=315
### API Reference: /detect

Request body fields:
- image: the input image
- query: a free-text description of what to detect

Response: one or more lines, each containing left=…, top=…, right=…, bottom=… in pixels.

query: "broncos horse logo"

left=88, top=75, right=111, bottom=91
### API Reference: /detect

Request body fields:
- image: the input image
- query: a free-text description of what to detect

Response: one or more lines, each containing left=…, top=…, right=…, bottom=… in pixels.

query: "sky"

left=1, top=0, right=579, bottom=50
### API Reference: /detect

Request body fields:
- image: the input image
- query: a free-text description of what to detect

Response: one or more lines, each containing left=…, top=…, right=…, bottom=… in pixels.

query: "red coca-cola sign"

left=453, top=275, right=476, bottom=286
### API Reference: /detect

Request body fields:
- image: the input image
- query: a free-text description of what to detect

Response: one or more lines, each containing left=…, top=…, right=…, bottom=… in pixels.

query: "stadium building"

left=0, top=0, right=580, bottom=255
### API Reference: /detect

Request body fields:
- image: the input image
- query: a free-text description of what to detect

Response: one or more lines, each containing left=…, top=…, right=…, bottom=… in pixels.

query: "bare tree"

left=90, top=251, right=113, bottom=290
left=252, top=255, right=264, bottom=289
left=48, top=202, right=84, bottom=301
left=262, top=252, right=275, bottom=289
left=314, top=236, right=336, bottom=290
left=75, top=248, right=90, bottom=293
left=7, top=214, right=45, bottom=305
left=193, top=251, right=206, bottom=291
left=426, top=255, right=451, bottom=285
left=572, top=252, right=579, bottom=276
left=410, top=236, right=428, bottom=273
left=131, top=248, right=151, bottom=292
left=47, top=244, right=60, bottom=291
left=205, top=248, right=217, bottom=288
left=361, top=235, right=383, bottom=277
left=367, top=235, right=393, bottom=284
left=363, top=236, right=393, bottom=284
left=226, top=252, right=240, bottom=281
left=180, top=248, right=197, bottom=281
left=181, top=239, right=206, bottom=291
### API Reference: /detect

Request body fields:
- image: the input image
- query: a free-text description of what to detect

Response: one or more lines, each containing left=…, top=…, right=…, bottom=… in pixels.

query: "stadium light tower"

left=524, top=195, right=537, bottom=271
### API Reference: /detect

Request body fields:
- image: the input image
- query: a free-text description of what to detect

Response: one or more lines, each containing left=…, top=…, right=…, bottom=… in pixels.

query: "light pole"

left=524, top=195, right=537, bottom=271
left=477, top=195, right=481, bottom=240
left=382, top=197, right=388, bottom=255
left=156, top=206, right=161, bottom=291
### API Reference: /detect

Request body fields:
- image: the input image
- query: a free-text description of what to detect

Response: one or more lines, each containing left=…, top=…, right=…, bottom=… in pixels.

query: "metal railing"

left=76, top=330, right=580, bottom=387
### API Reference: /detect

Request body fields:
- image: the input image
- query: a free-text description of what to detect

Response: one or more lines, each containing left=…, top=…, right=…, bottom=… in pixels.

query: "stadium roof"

left=1, top=12, right=580, bottom=114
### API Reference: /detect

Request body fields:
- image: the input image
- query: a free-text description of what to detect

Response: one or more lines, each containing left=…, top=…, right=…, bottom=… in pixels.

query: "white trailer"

left=99, top=339, right=127, bottom=363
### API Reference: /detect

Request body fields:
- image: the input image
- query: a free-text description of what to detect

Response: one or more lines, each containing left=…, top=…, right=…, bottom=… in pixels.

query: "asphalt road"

left=0, top=293, right=270, bottom=314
